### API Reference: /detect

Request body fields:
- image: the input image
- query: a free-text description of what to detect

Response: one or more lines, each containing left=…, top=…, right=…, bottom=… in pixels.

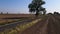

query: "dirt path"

left=19, top=16, right=49, bottom=34
left=19, top=15, right=60, bottom=34
left=46, top=15, right=60, bottom=34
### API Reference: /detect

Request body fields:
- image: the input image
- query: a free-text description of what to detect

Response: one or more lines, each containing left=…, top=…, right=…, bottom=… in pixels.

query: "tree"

left=47, top=13, right=53, bottom=15
left=7, top=12, right=8, bottom=14
left=54, top=12, right=60, bottom=15
left=1, top=12, right=3, bottom=14
left=28, top=0, right=46, bottom=17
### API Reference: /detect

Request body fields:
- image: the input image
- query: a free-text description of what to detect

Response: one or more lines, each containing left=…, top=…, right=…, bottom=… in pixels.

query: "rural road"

left=20, top=15, right=60, bottom=34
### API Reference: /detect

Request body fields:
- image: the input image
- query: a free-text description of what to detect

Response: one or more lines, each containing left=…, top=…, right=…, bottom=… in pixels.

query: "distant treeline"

left=0, top=12, right=8, bottom=14
left=47, top=12, right=60, bottom=15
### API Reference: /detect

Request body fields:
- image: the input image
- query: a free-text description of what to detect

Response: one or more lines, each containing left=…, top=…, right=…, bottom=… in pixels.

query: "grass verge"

left=0, top=19, right=41, bottom=34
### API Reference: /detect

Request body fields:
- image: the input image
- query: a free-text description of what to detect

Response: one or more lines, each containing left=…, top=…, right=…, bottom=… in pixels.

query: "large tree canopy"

left=28, top=0, right=46, bottom=16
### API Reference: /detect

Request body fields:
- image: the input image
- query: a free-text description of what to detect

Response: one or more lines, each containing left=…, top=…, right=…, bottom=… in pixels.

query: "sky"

left=0, top=0, right=60, bottom=14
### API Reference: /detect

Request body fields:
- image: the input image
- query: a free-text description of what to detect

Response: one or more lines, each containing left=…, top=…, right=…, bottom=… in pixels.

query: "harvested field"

left=0, top=14, right=35, bottom=25
left=0, top=14, right=60, bottom=34
left=0, top=19, right=21, bottom=25
left=0, top=14, right=35, bottom=19
left=0, top=18, right=41, bottom=34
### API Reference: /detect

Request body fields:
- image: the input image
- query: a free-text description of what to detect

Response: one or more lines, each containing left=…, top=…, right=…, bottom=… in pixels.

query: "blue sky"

left=44, top=0, right=60, bottom=13
left=0, top=0, right=60, bottom=14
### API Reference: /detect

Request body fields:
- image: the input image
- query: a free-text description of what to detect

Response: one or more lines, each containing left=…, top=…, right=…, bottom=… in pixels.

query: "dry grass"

left=0, top=19, right=21, bottom=25
left=0, top=14, right=35, bottom=19
left=0, top=19, right=41, bottom=34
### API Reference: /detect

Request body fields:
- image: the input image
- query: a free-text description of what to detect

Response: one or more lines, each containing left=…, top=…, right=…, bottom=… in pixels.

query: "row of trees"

left=28, top=0, right=46, bottom=16
left=48, top=12, right=60, bottom=15
left=54, top=12, right=60, bottom=15
left=0, top=12, right=8, bottom=14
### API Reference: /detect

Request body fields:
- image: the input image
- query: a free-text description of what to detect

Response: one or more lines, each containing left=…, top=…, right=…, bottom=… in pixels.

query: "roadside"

left=0, top=18, right=41, bottom=34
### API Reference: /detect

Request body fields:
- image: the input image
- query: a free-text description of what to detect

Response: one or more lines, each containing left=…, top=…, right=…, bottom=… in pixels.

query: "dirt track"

left=20, top=15, right=60, bottom=34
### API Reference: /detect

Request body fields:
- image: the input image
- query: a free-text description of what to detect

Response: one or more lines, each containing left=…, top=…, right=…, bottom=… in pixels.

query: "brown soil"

left=19, top=15, right=60, bottom=34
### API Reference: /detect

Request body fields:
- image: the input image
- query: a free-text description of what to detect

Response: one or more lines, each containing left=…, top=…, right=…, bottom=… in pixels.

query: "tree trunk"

left=35, top=10, right=39, bottom=17
left=43, top=10, right=46, bottom=15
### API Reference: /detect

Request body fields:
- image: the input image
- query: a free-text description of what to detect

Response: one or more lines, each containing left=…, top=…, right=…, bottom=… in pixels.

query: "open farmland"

left=0, top=14, right=35, bottom=19
left=0, top=14, right=43, bottom=34
left=0, top=19, right=21, bottom=25
left=0, top=14, right=60, bottom=34
left=0, top=18, right=41, bottom=34
left=0, top=14, right=39, bottom=34
left=0, top=14, right=35, bottom=25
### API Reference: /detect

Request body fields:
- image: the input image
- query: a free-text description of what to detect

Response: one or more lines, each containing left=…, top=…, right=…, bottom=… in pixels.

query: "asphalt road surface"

left=20, top=15, right=60, bottom=34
